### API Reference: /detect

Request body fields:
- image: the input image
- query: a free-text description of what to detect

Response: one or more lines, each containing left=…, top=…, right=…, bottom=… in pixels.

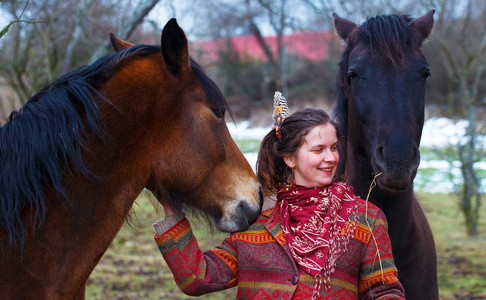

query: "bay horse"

left=0, top=19, right=262, bottom=299
left=333, top=10, right=438, bottom=299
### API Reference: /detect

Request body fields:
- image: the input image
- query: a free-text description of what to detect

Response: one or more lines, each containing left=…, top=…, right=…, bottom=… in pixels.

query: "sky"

left=0, top=9, right=10, bottom=29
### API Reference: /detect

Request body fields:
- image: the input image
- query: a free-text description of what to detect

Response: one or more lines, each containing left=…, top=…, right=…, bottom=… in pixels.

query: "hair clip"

left=272, top=91, right=288, bottom=141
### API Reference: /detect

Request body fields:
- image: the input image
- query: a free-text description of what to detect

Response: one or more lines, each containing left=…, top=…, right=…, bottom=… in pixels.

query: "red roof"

left=191, top=30, right=331, bottom=63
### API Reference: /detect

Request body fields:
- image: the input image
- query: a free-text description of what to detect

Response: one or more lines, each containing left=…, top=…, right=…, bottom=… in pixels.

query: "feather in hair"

left=272, top=91, right=288, bottom=140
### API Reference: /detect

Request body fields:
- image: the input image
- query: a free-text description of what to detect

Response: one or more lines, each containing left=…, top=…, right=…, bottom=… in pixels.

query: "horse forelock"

left=335, top=13, right=418, bottom=118
left=359, top=14, right=415, bottom=69
left=190, top=57, right=232, bottom=120
left=0, top=44, right=160, bottom=249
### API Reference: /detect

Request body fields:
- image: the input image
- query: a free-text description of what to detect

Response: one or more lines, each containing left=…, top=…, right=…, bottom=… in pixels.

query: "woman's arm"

left=153, top=205, right=238, bottom=296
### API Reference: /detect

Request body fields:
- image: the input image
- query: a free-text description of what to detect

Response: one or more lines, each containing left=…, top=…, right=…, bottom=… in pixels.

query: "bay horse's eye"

left=421, top=68, right=431, bottom=80
left=211, top=107, right=225, bottom=120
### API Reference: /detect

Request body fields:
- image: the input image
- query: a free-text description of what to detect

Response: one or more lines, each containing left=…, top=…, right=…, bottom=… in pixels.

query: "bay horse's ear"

left=161, top=18, right=190, bottom=76
left=333, top=13, right=358, bottom=41
left=109, top=32, right=134, bottom=51
left=410, top=9, right=435, bottom=45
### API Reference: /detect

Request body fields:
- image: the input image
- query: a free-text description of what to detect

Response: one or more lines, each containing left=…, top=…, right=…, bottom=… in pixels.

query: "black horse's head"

left=333, top=10, right=435, bottom=194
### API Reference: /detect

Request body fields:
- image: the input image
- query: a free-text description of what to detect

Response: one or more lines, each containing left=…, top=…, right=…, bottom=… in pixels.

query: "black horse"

left=333, top=10, right=438, bottom=299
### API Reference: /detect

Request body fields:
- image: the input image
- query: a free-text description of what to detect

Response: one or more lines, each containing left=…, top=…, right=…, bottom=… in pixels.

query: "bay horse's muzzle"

left=215, top=188, right=263, bottom=232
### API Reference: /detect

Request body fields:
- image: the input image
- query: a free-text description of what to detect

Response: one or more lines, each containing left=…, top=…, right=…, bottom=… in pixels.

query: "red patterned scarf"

left=277, top=181, right=358, bottom=299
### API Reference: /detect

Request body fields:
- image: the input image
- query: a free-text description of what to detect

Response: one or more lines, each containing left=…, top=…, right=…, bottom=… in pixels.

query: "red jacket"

left=154, top=198, right=405, bottom=299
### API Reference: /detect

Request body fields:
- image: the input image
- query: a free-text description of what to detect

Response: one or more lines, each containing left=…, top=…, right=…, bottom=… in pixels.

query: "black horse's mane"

left=0, top=43, right=227, bottom=249
left=333, top=13, right=415, bottom=177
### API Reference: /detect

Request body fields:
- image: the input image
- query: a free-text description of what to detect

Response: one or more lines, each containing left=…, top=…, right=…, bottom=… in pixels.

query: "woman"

left=153, top=93, right=405, bottom=299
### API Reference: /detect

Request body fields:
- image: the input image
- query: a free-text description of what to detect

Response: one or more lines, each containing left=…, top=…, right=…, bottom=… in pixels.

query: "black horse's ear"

left=161, top=18, right=190, bottom=76
left=411, top=9, right=435, bottom=45
left=109, top=33, right=134, bottom=51
left=333, top=13, right=358, bottom=41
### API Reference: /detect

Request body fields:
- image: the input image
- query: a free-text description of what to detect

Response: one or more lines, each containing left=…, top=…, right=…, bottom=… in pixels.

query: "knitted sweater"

left=153, top=198, right=405, bottom=299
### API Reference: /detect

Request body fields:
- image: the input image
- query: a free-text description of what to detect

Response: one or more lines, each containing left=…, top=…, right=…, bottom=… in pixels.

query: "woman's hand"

left=161, top=202, right=178, bottom=217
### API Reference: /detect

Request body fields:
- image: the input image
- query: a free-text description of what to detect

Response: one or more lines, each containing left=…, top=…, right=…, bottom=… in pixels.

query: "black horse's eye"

left=347, top=69, right=359, bottom=80
left=421, top=68, right=431, bottom=80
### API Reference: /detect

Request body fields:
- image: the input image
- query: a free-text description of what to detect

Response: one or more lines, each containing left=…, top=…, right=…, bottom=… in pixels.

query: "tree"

left=0, top=0, right=164, bottom=121
left=189, top=0, right=322, bottom=102
left=0, top=1, right=41, bottom=39
left=88, top=0, right=161, bottom=64
left=243, top=0, right=291, bottom=96
left=421, top=0, right=486, bottom=236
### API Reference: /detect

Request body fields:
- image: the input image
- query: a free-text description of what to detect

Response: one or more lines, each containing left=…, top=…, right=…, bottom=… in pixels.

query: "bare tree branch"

left=89, top=0, right=161, bottom=63
left=60, top=0, right=95, bottom=74
left=0, top=0, right=41, bottom=39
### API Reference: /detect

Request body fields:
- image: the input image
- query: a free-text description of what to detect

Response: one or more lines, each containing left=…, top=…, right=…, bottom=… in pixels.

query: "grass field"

left=85, top=190, right=486, bottom=299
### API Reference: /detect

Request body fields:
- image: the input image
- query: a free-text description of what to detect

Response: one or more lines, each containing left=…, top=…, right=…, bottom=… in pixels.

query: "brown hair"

left=256, top=108, right=344, bottom=196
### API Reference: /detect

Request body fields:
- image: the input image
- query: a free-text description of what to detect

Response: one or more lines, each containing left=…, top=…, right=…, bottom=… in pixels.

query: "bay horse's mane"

left=0, top=44, right=229, bottom=249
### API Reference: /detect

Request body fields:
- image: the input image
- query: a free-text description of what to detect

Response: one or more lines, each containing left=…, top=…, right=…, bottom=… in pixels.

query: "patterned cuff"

left=152, top=211, right=186, bottom=235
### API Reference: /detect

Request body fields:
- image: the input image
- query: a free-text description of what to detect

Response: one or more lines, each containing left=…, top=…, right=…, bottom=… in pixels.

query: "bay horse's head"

left=105, top=19, right=262, bottom=232
left=333, top=10, right=435, bottom=194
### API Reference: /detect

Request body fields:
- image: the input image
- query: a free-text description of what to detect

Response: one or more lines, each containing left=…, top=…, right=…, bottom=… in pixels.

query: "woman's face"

left=284, top=124, right=340, bottom=187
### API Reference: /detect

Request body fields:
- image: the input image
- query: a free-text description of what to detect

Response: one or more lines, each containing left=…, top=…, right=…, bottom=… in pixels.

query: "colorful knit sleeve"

left=358, top=206, right=405, bottom=300
left=154, top=217, right=238, bottom=296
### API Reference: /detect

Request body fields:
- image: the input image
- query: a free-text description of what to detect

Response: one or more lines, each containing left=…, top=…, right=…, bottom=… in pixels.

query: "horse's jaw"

left=375, top=176, right=416, bottom=195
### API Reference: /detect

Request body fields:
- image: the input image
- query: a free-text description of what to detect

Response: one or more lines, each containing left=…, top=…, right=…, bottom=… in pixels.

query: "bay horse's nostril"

left=258, top=188, right=264, bottom=207
left=237, top=198, right=261, bottom=227
left=216, top=196, right=262, bottom=233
